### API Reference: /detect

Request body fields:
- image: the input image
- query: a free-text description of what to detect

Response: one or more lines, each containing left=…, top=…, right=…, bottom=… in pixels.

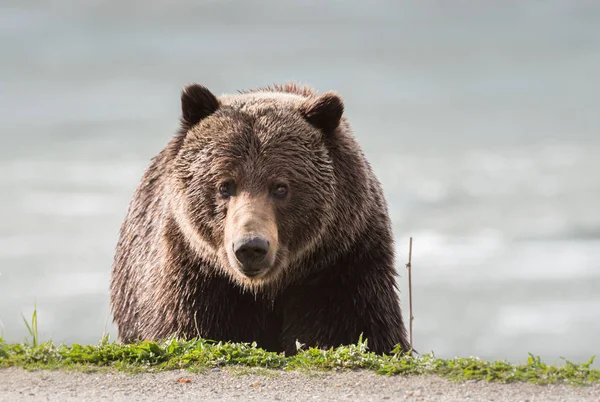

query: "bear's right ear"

left=180, top=84, right=220, bottom=131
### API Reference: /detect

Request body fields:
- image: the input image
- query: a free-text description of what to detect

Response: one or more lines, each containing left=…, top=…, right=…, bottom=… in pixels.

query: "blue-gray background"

left=1, top=1, right=599, bottom=366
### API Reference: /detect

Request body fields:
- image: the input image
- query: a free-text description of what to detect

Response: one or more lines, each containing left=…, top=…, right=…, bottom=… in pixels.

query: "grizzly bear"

left=110, top=82, right=410, bottom=355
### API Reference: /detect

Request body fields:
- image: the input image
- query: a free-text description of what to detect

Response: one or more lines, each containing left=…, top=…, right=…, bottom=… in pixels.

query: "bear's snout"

left=224, top=192, right=280, bottom=281
left=233, top=236, right=270, bottom=276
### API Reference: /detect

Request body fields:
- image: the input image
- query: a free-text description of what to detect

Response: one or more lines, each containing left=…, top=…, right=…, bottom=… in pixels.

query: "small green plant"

left=21, top=304, right=39, bottom=348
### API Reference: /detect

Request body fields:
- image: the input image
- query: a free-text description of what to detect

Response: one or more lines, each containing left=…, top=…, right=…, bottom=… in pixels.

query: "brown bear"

left=110, top=82, right=410, bottom=355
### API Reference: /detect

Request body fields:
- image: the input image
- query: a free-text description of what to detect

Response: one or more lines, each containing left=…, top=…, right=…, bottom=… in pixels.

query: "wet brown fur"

left=110, top=82, right=410, bottom=355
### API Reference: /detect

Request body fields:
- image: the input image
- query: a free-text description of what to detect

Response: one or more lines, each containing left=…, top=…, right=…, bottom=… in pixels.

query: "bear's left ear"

left=180, top=84, right=221, bottom=131
left=299, top=92, right=344, bottom=134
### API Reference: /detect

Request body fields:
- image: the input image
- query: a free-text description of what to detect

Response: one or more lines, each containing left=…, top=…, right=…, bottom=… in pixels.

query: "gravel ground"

left=1, top=367, right=599, bottom=402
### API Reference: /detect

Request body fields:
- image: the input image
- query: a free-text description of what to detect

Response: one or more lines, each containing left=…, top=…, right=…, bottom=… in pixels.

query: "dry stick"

left=405, top=237, right=414, bottom=350
left=194, top=312, right=201, bottom=339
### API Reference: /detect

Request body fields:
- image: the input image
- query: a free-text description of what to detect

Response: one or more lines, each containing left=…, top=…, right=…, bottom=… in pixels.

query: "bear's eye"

left=273, top=184, right=288, bottom=199
left=218, top=181, right=235, bottom=198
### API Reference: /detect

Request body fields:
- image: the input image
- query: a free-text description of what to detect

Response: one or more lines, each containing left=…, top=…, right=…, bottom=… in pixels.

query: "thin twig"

left=405, top=237, right=414, bottom=349
left=194, top=311, right=201, bottom=339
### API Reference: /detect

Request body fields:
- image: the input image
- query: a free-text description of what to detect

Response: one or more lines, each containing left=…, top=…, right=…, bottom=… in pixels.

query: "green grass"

left=0, top=336, right=598, bottom=385
left=1, top=308, right=598, bottom=385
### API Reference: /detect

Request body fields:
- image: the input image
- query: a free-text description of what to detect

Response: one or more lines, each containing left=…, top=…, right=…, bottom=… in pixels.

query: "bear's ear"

left=299, top=92, right=344, bottom=133
left=180, top=84, right=220, bottom=131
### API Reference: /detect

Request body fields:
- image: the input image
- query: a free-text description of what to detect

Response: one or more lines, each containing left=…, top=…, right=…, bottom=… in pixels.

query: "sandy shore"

left=1, top=367, right=598, bottom=401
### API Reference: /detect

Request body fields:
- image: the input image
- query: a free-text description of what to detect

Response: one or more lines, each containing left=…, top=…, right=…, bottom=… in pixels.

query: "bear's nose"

left=233, top=236, right=270, bottom=273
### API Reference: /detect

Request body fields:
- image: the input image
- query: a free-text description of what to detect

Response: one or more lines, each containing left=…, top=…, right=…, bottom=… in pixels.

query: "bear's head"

left=169, top=83, right=346, bottom=290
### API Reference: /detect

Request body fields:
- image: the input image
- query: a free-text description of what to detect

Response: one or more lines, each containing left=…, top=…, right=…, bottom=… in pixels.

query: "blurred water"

left=1, top=0, right=599, bottom=366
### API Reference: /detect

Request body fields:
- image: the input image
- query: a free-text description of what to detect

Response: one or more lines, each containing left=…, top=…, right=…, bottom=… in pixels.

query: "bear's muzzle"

left=232, top=235, right=270, bottom=276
